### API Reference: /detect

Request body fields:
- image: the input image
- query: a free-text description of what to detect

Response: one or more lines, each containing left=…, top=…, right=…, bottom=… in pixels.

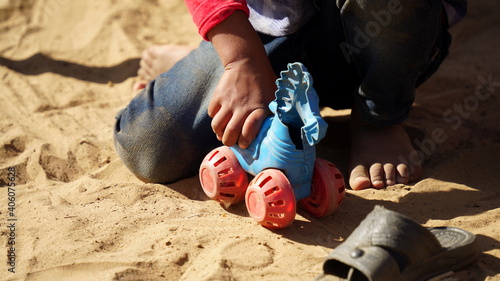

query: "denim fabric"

left=339, top=0, right=445, bottom=125
left=114, top=0, right=450, bottom=183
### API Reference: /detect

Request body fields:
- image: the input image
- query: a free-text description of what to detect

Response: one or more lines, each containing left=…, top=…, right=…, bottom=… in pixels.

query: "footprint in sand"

left=38, top=143, right=73, bottom=182
left=220, top=238, right=275, bottom=270
left=0, top=160, right=27, bottom=186
left=37, top=138, right=109, bottom=182
left=180, top=238, right=275, bottom=280
left=0, top=135, right=26, bottom=159
left=0, top=133, right=29, bottom=185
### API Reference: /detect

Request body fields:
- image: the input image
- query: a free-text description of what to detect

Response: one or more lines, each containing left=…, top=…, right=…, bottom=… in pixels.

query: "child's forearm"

left=207, top=10, right=269, bottom=69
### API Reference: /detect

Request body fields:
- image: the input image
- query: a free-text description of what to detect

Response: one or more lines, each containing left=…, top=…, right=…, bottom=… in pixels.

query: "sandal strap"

left=324, top=242, right=401, bottom=281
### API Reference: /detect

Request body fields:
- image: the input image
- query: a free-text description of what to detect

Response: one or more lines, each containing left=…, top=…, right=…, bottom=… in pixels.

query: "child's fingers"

left=207, top=96, right=221, bottom=118
left=238, top=108, right=267, bottom=149
left=207, top=90, right=226, bottom=140
left=210, top=108, right=231, bottom=142
left=221, top=112, right=245, bottom=147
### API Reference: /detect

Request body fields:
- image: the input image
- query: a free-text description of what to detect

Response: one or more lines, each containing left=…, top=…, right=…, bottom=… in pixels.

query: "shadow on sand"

left=0, top=53, right=140, bottom=84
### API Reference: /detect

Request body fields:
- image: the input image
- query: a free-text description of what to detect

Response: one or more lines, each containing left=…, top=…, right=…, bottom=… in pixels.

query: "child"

left=114, top=0, right=467, bottom=190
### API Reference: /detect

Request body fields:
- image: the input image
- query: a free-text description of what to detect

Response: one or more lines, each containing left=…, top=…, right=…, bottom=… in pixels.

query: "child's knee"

left=114, top=131, right=196, bottom=183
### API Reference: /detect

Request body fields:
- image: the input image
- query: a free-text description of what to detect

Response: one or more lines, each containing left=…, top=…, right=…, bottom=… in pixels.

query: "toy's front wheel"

left=199, top=146, right=248, bottom=207
left=300, top=158, right=345, bottom=218
left=245, top=169, right=296, bottom=229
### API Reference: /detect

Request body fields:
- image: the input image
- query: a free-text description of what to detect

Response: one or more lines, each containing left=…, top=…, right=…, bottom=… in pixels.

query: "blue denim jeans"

left=114, top=0, right=451, bottom=183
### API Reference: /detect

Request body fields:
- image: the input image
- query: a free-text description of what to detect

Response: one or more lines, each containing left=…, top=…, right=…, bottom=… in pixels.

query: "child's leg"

left=114, top=41, right=223, bottom=183
left=340, top=0, right=444, bottom=125
left=344, top=0, right=448, bottom=189
left=301, top=0, right=448, bottom=189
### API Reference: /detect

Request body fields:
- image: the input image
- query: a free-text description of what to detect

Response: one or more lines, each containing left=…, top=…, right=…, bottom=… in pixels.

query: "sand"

left=0, top=0, right=499, bottom=280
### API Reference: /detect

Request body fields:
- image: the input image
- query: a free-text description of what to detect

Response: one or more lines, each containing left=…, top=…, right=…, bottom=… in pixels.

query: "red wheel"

left=245, top=169, right=296, bottom=229
left=199, top=146, right=248, bottom=207
left=300, top=158, right=345, bottom=218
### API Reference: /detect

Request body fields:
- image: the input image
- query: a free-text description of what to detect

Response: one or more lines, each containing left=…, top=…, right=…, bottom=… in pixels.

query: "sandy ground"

left=0, top=0, right=499, bottom=280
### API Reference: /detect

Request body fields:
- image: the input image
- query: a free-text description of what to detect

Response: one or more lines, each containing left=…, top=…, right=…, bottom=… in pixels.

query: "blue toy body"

left=230, top=62, right=328, bottom=200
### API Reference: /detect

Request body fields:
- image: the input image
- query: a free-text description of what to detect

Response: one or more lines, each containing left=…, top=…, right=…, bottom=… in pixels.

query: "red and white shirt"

left=184, top=0, right=467, bottom=40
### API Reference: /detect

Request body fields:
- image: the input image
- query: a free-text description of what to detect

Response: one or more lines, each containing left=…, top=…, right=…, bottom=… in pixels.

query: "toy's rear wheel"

left=199, top=146, right=248, bottom=206
left=245, top=169, right=296, bottom=229
left=300, top=158, right=345, bottom=218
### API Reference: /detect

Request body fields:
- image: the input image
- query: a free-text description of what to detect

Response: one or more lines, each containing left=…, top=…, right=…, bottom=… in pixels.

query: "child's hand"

left=208, top=57, right=277, bottom=149
left=207, top=10, right=277, bottom=149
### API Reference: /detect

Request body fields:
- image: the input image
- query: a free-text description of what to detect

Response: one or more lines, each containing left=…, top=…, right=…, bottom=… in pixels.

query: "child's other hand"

left=208, top=57, right=277, bottom=149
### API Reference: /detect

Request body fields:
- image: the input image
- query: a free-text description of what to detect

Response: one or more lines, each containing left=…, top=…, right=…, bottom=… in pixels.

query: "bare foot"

left=133, top=44, right=194, bottom=91
left=349, top=109, right=422, bottom=190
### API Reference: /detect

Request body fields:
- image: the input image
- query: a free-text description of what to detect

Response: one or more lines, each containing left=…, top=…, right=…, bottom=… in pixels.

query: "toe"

left=143, top=46, right=157, bottom=61
left=137, top=68, right=151, bottom=81
left=141, top=49, right=155, bottom=69
left=139, top=57, right=155, bottom=80
left=384, top=163, right=396, bottom=186
left=409, top=164, right=423, bottom=183
left=369, top=163, right=385, bottom=189
left=396, top=164, right=410, bottom=184
left=349, top=164, right=371, bottom=190
left=132, top=80, right=148, bottom=92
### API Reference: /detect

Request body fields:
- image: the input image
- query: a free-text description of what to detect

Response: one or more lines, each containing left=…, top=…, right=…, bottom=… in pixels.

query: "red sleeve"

left=184, top=0, right=249, bottom=41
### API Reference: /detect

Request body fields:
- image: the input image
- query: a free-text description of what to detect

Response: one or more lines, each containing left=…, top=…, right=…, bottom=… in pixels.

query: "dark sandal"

left=315, top=206, right=478, bottom=281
